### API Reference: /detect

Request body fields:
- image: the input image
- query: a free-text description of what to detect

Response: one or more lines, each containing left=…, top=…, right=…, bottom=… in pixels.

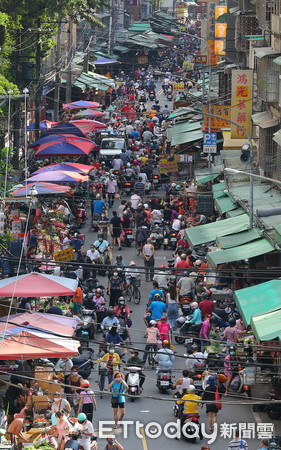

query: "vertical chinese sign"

left=207, top=2, right=219, bottom=66
left=231, top=69, right=253, bottom=139
left=214, top=5, right=227, bottom=56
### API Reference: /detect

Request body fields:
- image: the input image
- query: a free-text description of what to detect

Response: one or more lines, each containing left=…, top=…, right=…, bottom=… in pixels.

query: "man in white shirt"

left=106, top=175, right=118, bottom=207
left=151, top=208, right=163, bottom=224
left=130, top=193, right=142, bottom=210
left=125, top=122, right=134, bottom=135
left=185, top=346, right=206, bottom=371
left=112, top=155, right=123, bottom=171
left=74, top=414, right=95, bottom=450
left=153, top=267, right=169, bottom=289
left=139, top=172, right=148, bottom=183
left=172, top=215, right=183, bottom=232
left=86, top=245, right=100, bottom=262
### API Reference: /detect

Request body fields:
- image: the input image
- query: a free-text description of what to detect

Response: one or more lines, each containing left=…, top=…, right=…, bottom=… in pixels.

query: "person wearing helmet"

left=91, top=192, right=105, bottom=218
left=125, top=260, right=140, bottom=287
left=176, top=384, right=202, bottom=424
left=101, top=309, right=120, bottom=331
left=73, top=412, right=95, bottom=450
left=185, top=344, right=206, bottom=371
left=142, top=320, right=160, bottom=364
left=114, top=297, right=130, bottom=319
left=154, top=340, right=175, bottom=370
left=188, top=302, right=202, bottom=327
left=97, top=212, right=110, bottom=238
left=148, top=281, right=164, bottom=305
left=78, top=380, right=97, bottom=423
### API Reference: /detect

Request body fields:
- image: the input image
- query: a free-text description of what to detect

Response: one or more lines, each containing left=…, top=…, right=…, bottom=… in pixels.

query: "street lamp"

left=3, top=89, right=13, bottom=199
left=23, top=87, right=29, bottom=197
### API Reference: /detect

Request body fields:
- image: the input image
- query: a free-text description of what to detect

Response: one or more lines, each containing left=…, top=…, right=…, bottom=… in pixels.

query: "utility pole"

left=108, top=0, right=115, bottom=56
left=65, top=19, right=72, bottom=103
left=35, top=19, right=41, bottom=140
left=53, top=25, right=61, bottom=121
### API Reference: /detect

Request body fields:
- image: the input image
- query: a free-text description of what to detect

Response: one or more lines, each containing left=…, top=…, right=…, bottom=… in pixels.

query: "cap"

left=150, top=320, right=157, bottom=325
left=194, top=260, right=202, bottom=266
left=129, top=261, right=136, bottom=266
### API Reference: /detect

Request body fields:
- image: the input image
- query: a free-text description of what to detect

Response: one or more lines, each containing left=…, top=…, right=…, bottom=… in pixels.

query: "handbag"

left=111, top=382, right=122, bottom=405
left=215, top=386, right=222, bottom=410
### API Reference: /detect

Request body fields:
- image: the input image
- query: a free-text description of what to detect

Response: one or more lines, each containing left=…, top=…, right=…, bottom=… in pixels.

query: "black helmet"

left=228, top=318, right=236, bottom=327
left=116, top=255, right=122, bottom=262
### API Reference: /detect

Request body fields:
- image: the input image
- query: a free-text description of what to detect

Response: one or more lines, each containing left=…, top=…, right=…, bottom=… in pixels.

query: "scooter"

left=121, top=228, right=134, bottom=247
left=181, top=413, right=202, bottom=443
left=75, top=204, right=86, bottom=227
left=126, top=366, right=142, bottom=401
left=175, top=315, right=201, bottom=347
left=266, top=390, right=281, bottom=419
left=168, top=230, right=178, bottom=249
left=156, top=369, right=173, bottom=393
left=91, top=213, right=101, bottom=231
left=122, top=180, right=134, bottom=195
left=149, top=90, right=156, bottom=100
left=152, top=174, right=160, bottom=189
left=166, top=91, right=173, bottom=101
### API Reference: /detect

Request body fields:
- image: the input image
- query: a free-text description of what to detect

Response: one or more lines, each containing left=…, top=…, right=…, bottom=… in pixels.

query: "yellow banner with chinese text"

left=159, top=159, right=178, bottom=173
left=54, top=247, right=75, bottom=262
left=203, top=105, right=231, bottom=131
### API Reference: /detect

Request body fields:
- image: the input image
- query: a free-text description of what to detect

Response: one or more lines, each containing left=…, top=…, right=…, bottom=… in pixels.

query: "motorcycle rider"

left=94, top=234, right=110, bottom=252
left=126, top=350, right=145, bottom=389
left=154, top=340, right=175, bottom=371
left=114, top=296, right=131, bottom=319
left=105, top=325, right=124, bottom=346
left=73, top=412, right=95, bottom=450
left=101, top=309, right=120, bottom=332
left=97, top=213, right=110, bottom=238
left=173, top=370, right=194, bottom=397
left=176, top=385, right=202, bottom=427
left=185, top=344, right=206, bottom=371
left=153, top=266, right=169, bottom=290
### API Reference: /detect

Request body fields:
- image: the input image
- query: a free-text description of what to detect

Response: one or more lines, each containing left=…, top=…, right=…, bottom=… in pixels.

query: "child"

left=157, top=316, right=171, bottom=342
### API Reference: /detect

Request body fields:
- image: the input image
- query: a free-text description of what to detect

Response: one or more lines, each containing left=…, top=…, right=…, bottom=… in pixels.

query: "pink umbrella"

left=63, top=100, right=100, bottom=109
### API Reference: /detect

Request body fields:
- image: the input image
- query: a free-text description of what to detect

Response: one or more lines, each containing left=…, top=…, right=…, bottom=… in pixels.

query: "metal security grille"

left=259, top=125, right=279, bottom=175
left=235, top=14, right=260, bottom=52
left=276, top=143, right=281, bottom=180
left=258, top=0, right=273, bottom=29
left=256, top=56, right=280, bottom=103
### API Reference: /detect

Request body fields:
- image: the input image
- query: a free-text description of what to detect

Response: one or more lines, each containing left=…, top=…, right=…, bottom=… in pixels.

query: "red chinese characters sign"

left=203, top=105, right=231, bottom=131
left=231, top=70, right=253, bottom=139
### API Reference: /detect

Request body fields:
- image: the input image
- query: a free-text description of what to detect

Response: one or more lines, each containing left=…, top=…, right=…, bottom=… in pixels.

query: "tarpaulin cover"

left=3, top=312, right=79, bottom=329
left=10, top=182, right=71, bottom=196
left=216, top=228, right=261, bottom=249
left=63, top=100, right=100, bottom=109
left=251, top=308, right=281, bottom=342
left=234, top=279, right=281, bottom=325
left=185, top=214, right=249, bottom=247
left=0, top=329, right=79, bottom=359
left=0, top=272, right=78, bottom=297
left=33, top=163, right=96, bottom=175
left=34, top=137, right=97, bottom=157
left=206, top=238, right=274, bottom=267
left=27, top=171, right=88, bottom=184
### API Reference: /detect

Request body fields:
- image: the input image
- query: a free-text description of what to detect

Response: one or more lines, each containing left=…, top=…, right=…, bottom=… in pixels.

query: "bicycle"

left=124, top=276, right=141, bottom=304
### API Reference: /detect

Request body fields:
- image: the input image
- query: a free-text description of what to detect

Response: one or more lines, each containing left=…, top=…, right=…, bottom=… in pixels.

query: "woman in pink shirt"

left=157, top=316, right=171, bottom=342
left=142, top=321, right=160, bottom=364
left=224, top=318, right=240, bottom=353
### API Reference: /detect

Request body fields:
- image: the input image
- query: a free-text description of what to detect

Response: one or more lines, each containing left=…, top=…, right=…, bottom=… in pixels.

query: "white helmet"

left=126, top=163, right=131, bottom=168
left=178, top=215, right=183, bottom=220
left=191, top=302, right=198, bottom=309
left=187, top=385, right=196, bottom=394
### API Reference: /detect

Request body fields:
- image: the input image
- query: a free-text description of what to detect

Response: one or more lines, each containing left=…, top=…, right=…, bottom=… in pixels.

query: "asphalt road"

left=78, top=87, right=280, bottom=449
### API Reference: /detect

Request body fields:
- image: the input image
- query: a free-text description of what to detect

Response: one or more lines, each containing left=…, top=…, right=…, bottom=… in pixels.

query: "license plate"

left=127, top=236, right=134, bottom=240
left=171, top=238, right=177, bottom=241
left=160, top=381, right=169, bottom=386
left=194, top=381, right=202, bottom=386
left=153, top=180, right=159, bottom=183
left=185, top=338, right=193, bottom=344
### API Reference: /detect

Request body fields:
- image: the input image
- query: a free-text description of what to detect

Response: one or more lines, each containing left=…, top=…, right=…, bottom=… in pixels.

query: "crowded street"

left=1, top=1, right=281, bottom=450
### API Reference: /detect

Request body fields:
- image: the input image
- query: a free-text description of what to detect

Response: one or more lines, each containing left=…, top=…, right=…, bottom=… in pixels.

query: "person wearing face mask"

left=224, top=346, right=240, bottom=396
left=108, top=271, right=124, bottom=307
left=67, top=367, right=84, bottom=415
left=102, top=435, right=124, bottom=450
left=103, top=436, right=124, bottom=450
left=51, top=392, right=71, bottom=414
left=95, top=346, right=121, bottom=384
left=78, top=380, right=97, bottom=423
left=73, top=413, right=95, bottom=450
left=108, top=372, right=128, bottom=429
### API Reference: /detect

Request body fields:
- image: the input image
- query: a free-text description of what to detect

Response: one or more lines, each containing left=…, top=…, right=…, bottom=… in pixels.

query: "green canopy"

left=251, top=308, right=281, bottom=342
left=212, top=181, right=227, bottom=199
left=226, top=207, right=245, bottom=218
left=185, top=214, right=249, bottom=247
left=168, top=108, right=195, bottom=119
left=197, top=173, right=220, bottom=184
left=214, top=193, right=236, bottom=214
left=206, top=238, right=274, bottom=268
left=167, top=121, right=202, bottom=141
left=234, top=280, right=281, bottom=325
left=171, top=129, right=203, bottom=146
left=216, top=228, right=262, bottom=249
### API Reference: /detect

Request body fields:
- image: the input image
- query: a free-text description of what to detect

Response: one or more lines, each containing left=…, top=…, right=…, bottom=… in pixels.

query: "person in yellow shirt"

left=95, top=346, right=121, bottom=383
left=177, top=385, right=202, bottom=424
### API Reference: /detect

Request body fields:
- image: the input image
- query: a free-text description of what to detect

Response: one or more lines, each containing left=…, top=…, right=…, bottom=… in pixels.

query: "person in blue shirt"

left=105, top=325, right=124, bottom=345
left=189, top=302, right=202, bottom=325
left=149, top=296, right=167, bottom=321
left=148, top=281, right=164, bottom=305
left=92, top=194, right=105, bottom=216
left=131, top=128, right=140, bottom=140
left=93, top=235, right=109, bottom=252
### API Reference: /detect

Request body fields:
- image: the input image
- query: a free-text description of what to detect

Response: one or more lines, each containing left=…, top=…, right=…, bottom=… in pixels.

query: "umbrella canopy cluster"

left=34, top=136, right=97, bottom=157
left=27, top=170, right=88, bottom=184
left=62, top=100, right=100, bottom=109
left=33, top=162, right=97, bottom=175
left=10, top=182, right=71, bottom=197
left=0, top=272, right=78, bottom=297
